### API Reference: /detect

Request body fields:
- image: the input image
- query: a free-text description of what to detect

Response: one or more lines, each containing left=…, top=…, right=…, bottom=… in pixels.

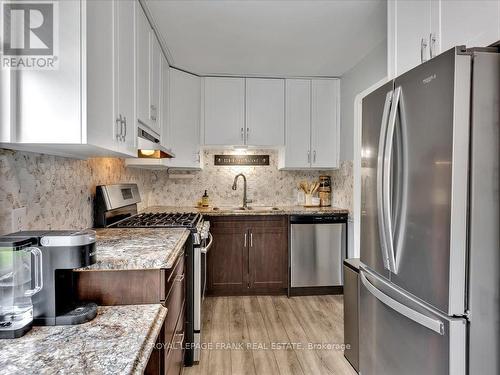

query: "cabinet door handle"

left=241, top=127, right=244, bottom=141
left=115, top=116, right=122, bottom=140
left=150, top=105, right=157, bottom=121
left=429, top=33, right=437, bottom=59
left=313, top=150, right=316, bottom=163
left=246, top=127, right=249, bottom=141
left=244, top=233, right=247, bottom=247
left=174, top=332, right=185, bottom=345
left=123, top=116, right=127, bottom=140
left=420, top=38, right=428, bottom=63
left=250, top=232, right=253, bottom=247
left=307, top=150, right=311, bottom=163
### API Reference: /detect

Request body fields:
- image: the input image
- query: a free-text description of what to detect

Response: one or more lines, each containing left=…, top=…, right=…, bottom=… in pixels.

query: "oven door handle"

left=201, top=233, right=213, bottom=254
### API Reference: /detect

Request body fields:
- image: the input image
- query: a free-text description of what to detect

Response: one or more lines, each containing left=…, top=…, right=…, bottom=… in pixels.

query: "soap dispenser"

left=201, top=190, right=209, bottom=207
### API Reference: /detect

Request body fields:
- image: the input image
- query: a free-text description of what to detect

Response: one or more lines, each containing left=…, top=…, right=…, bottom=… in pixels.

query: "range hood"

left=137, top=127, right=175, bottom=158
left=125, top=126, right=175, bottom=169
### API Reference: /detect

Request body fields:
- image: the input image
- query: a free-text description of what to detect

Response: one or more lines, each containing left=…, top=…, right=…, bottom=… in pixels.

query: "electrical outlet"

left=11, top=207, right=27, bottom=233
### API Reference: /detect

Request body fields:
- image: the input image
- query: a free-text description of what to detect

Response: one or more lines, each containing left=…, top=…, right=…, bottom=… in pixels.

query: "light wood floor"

left=183, top=295, right=357, bottom=375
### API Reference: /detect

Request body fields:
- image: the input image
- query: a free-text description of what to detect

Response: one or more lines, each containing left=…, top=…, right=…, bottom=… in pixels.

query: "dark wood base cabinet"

left=74, top=251, right=186, bottom=375
left=206, top=216, right=288, bottom=296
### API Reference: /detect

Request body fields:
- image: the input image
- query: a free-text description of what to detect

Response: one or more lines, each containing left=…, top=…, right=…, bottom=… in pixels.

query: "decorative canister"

left=318, top=175, right=331, bottom=207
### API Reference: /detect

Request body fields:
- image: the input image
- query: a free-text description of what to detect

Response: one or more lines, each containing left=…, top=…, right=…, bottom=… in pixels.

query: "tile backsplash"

left=0, top=148, right=352, bottom=234
left=149, top=149, right=353, bottom=209
left=0, top=149, right=153, bottom=234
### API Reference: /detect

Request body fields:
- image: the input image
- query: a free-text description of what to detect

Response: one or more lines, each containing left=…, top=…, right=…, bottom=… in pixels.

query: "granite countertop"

left=80, top=228, right=190, bottom=271
left=145, top=205, right=349, bottom=216
left=0, top=304, right=167, bottom=375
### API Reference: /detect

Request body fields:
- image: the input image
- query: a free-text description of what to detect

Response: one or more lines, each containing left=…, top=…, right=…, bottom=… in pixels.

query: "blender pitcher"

left=0, top=237, right=43, bottom=339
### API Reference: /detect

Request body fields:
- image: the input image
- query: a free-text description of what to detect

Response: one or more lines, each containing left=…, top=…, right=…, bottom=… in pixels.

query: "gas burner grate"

left=114, top=212, right=200, bottom=229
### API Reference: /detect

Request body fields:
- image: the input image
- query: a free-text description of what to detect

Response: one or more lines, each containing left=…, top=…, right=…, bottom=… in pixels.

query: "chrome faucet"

left=232, top=173, right=252, bottom=209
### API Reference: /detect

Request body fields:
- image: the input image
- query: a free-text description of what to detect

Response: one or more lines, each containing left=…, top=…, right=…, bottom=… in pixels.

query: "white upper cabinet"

left=439, top=1, right=500, bottom=53
left=279, top=78, right=339, bottom=170
left=311, top=79, right=339, bottom=169
left=0, top=0, right=137, bottom=158
left=203, top=77, right=245, bottom=146
left=388, top=0, right=500, bottom=78
left=167, top=69, right=202, bottom=169
left=114, top=0, right=137, bottom=156
left=0, top=0, right=81, bottom=147
left=201, top=76, right=284, bottom=147
left=135, top=5, right=151, bottom=131
left=388, top=0, right=432, bottom=78
left=135, top=5, right=161, bottom=135
left=245, top=78, right=285, bottom=146
left=160, top=56, right=171, bottom=152
left=149, top=35, right=162, bottom=134
left=279, top=79, right=311, bottom=169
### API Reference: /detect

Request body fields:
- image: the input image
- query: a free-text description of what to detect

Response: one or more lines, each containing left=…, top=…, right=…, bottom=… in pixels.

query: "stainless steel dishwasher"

left=290, top=214, right=348, bottom=290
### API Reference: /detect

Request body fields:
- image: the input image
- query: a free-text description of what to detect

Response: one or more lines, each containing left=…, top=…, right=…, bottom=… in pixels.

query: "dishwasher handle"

left=290, top=214, right=348, bottom=224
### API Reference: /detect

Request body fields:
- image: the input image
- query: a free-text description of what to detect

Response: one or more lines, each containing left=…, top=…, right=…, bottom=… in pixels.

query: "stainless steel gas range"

left=94, top=183, right=212, bottom=366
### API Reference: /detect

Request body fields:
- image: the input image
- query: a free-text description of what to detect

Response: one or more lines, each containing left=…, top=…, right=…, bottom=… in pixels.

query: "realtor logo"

left=1, top=0, right=58, bottom=69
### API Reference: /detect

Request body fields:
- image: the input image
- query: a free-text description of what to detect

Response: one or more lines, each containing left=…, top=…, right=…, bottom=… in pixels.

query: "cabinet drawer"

left=162, top=251, right=185, bottom=301
left=166, top=304, right=186, bottom=375
left=163, top=255, right=186, bottom=347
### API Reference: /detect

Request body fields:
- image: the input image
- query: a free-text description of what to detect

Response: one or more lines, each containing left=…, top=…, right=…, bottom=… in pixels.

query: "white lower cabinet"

left=0, top=0, right=137, bottom=158
left=279, top=79, right=339, bottom=170
left=166, top=69, right=202, bottom=170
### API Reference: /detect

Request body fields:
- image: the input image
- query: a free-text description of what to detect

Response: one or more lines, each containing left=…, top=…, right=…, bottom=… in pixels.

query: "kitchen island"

left=0, top=304, right=167, bottom=375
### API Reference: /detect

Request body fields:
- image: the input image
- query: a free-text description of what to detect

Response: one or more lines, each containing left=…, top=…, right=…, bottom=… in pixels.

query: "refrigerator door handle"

left=377, top=90, right=393, bottom=271
left=393, top=92, right=409, bottom=274
left=383, top=86, right=401, bottom=273
left=360, top=270, right=445, bottom=335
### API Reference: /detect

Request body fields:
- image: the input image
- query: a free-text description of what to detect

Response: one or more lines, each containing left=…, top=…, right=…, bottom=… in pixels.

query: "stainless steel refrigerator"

left=359, top=46, right=499, bottom=375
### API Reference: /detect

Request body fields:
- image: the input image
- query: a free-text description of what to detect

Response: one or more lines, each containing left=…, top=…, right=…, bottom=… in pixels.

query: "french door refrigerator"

left=359, top=46, right=499, bottom=375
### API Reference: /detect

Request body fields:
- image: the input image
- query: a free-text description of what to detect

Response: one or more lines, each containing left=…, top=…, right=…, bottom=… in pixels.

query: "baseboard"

left=288, top=286, right=343, bottom=296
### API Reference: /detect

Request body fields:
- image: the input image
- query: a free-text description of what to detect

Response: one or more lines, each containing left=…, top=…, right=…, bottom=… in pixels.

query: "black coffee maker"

left=8, top=230, right=98, bottom=326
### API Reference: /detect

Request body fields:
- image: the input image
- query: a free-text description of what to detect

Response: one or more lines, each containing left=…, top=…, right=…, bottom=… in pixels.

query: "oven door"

left=193, top=232, right=213, bottom=363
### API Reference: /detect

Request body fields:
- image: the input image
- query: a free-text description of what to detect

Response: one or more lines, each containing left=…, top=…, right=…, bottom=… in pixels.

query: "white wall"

left=340, top=39, right=387, bottom=161
left=339, top=34, right=387, bottom=258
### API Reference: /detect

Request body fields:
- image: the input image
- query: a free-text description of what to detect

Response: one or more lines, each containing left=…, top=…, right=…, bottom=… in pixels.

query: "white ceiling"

left=145, top=0, right=387, bottom=77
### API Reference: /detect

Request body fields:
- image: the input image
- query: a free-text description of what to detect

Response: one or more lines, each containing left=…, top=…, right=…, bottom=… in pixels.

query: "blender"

left=0, top=237, right=43, bottom=339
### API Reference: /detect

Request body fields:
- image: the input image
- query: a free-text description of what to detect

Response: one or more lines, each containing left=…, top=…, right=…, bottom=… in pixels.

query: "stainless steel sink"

left=247, top=206, right=280, bottom=211
left=211, top=206, right=280, bottom=212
